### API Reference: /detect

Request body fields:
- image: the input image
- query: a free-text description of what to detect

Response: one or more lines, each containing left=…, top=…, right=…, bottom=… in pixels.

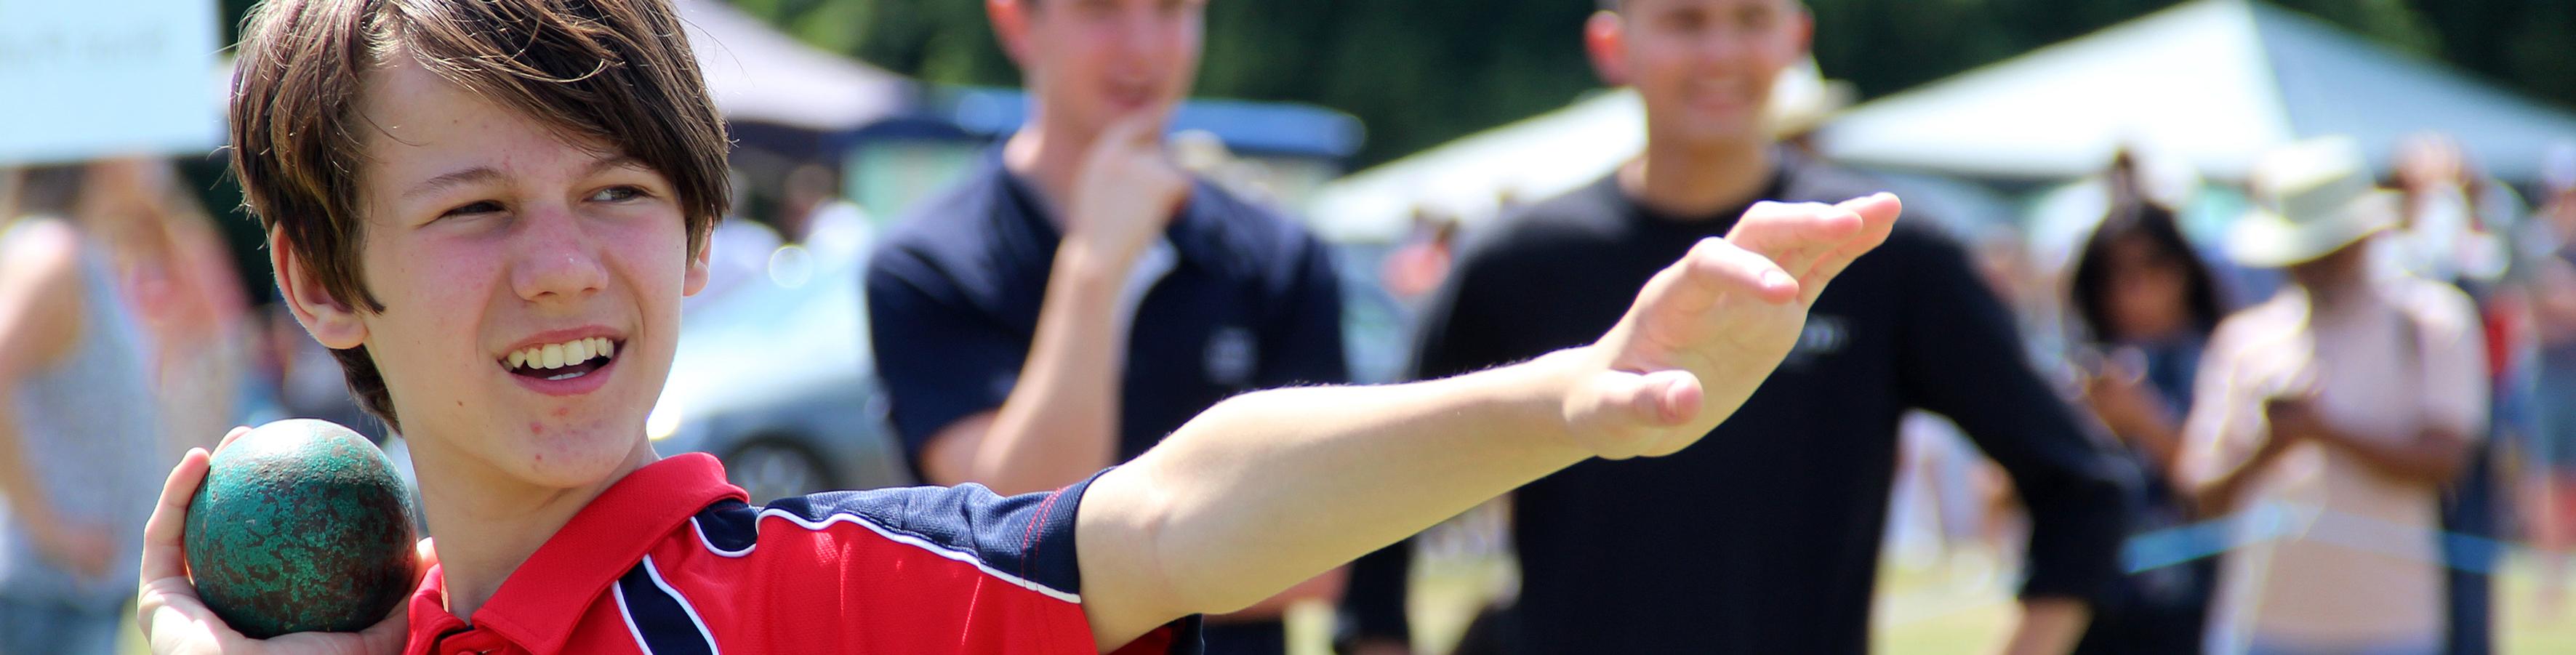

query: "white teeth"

left=504, top=337, right=618, bottom=371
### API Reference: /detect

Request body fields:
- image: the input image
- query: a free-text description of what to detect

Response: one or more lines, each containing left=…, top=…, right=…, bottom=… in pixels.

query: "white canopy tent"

left=1813, top=0, right=2576, bottom=183
left=1303, top=89, right=1644, bottom=244
left=673, top=0, right=910, bottom=132
left=209, top=1, right=913, bottom=134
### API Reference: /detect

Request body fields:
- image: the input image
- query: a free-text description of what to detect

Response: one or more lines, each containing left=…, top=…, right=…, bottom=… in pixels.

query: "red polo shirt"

left=402, top=454, right=1196, bottom=654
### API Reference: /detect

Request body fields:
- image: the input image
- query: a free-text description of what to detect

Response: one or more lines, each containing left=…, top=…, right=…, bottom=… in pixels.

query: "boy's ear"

left=1584, top=11, right=1629, bottom=87
left=989, top=0, right=1032, bottom=68
left=682, top=236, right=711, bottom=297
left=270, top=229, right=369, bottom=350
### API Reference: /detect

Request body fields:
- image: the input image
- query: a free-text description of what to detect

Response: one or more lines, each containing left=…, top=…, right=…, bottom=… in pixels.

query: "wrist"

left=1053, top=239, right=1139, bottom=288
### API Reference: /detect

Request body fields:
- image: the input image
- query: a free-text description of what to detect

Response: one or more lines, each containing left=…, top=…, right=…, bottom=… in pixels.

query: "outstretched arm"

left=1072, top=195, right=1902, bottom=651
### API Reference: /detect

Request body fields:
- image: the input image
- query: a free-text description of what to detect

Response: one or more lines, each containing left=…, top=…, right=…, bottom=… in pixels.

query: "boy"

left=135, top=0, right=1899, bottom=653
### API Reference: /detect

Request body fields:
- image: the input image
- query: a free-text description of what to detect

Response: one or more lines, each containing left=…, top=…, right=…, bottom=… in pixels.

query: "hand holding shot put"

left=138, top=422, right=433, bottom=655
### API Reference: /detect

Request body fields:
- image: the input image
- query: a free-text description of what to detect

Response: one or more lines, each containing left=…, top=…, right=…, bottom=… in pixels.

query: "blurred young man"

left=865, top=1, right=1347, bottom=651
left=1341, top=1, right=2126, bottom=652
left=2183, top=137, right=2487, bottom=655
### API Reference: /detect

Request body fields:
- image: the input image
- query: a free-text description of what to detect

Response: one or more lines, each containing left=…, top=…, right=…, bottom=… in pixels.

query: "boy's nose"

left=510, top=206, right=608, bottom=303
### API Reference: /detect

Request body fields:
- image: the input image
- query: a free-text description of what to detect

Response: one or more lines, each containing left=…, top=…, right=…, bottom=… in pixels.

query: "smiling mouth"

left=502, top=337, right=619, bottom=382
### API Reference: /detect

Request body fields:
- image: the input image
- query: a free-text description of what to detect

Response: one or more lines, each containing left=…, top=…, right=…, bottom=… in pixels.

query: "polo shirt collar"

left=410, top=453, right=745, bottom=655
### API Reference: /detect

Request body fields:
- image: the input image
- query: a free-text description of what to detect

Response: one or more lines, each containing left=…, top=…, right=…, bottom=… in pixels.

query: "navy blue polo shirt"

left=865, top=153, right=1349, bottom=477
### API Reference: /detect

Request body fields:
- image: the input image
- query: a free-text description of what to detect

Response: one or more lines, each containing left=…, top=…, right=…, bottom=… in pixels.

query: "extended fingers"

left=1728, top=201, right=1862, bottom=279
left=1805, top=193, right=1901, bottom=289
left=1678, top=237, right=1799, bottom=310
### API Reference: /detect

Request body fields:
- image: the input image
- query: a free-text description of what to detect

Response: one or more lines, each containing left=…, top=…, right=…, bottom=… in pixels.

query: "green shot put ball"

left=183, top=419, right=419, bottom=638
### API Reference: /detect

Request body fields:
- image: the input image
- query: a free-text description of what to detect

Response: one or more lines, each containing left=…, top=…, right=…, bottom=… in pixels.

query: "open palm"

left=1566, top=194, right=1902, bottom=459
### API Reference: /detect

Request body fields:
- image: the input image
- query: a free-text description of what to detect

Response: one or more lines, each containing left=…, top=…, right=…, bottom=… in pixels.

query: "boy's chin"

left=496, top=429, right=652, bottom=490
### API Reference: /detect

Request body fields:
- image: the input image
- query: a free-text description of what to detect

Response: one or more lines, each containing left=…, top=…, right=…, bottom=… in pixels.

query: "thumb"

left=1570, top=369, right=1703, bottom=452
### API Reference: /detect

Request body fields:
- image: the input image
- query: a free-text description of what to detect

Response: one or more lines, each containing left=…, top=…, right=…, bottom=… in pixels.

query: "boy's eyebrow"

left=400, top=155, right=650, bottom=202
left=402, top=166, right=505, bottom=201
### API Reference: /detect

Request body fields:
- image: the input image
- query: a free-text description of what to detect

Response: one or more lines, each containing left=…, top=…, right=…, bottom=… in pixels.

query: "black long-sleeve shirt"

left=1344, top=149, right=2130, bottom=654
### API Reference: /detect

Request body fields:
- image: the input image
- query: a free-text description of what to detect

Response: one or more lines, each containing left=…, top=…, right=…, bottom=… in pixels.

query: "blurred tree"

left=206, top=0, right=2575, bottom=168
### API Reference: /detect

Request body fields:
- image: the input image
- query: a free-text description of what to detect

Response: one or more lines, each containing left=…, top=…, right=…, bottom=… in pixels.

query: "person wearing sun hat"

left=2180, top=136, right=2490, bottom=655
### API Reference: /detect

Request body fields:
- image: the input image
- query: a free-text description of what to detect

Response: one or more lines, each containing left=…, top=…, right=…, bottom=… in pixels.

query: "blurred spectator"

left=2183, top=137, right=2487, bottom=655
left=84, top=158, right=259, bottom=455
left=782, top=164, right=870, bottom=261
left=1341, top=1, right=2128, bottom=653
left=2065, top=196, right=2231, bottom=654
left=1379, top=206, right=1458, bottom=302
left=0, top=163, right=170, bottom=654
left=687, top=168, right=783, bottom=311
left=862, top=1, right=1349, bottom=653
left=2388, top=132, right=2527, bottom=655
left=2527, top=142, right=2576, bottom=616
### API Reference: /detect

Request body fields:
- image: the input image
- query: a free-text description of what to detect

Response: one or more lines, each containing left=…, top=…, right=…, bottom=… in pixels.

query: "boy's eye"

left=589, top=186, right=646, bottom=203
left=441, top=200, right=502, bottom=218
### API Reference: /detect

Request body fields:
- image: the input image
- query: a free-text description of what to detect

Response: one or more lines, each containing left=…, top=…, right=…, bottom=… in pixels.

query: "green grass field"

left=123, top=552, right=2576, bottom=654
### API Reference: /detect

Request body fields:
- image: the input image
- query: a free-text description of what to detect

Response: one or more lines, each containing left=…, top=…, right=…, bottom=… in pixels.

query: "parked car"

left=650, top=227, right=913, bottom=502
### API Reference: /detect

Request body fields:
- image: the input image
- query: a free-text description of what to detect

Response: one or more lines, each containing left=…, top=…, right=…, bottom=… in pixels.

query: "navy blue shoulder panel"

left=724, top=470, right=1105, bottom=595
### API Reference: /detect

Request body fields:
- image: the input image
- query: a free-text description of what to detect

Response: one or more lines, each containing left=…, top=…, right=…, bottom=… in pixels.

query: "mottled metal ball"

left=183, top=419, right=419, bottom=638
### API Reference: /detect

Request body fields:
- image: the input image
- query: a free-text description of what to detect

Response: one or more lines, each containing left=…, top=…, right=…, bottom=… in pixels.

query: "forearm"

left=1083, top=349, right=1590, bottom=624
left=971, top=246, right=1132, bottom=494
left=0, top=400, right=57, bottom=527
left=2193, top=441, right=2287, bottom=515
left=2316, top=427, right=2469, bottom=485
left=2001, top=598, right=2090, bottom=655
left=2127, top=413, right=2186, bottom=480
left=1211, top=566, right=1347, bottom=621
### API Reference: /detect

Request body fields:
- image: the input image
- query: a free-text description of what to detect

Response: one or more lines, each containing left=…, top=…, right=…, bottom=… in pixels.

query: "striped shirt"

left=401, top=454, right=1197, bottom=654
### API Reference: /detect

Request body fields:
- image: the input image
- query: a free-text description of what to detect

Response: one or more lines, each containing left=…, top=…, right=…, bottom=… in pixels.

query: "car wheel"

left=724, top=438, right=832, bottom=503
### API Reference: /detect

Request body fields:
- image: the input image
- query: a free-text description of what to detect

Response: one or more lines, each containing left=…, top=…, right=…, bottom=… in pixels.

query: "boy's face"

left=1009, top=0, right=1205, bottom=137
left=1599, top=0, right=1810, bottom=148
left=286, top=55, right=707, bottom=489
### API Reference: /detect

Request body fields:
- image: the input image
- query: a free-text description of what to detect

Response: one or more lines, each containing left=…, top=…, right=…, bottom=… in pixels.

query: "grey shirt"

left=0, top=220, right=166, bottom=610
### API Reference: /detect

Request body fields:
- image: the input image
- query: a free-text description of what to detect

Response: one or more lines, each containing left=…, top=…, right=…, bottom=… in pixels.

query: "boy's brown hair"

left=230, top=0, right=729, bottom=430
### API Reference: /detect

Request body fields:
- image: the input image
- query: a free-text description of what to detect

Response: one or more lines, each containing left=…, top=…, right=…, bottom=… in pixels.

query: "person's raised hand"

left=1565, top=194, right=1901, bottom=459
left=137, top=427, right=430, bottom=655
left=1063, top=113, right=1191, bottom=270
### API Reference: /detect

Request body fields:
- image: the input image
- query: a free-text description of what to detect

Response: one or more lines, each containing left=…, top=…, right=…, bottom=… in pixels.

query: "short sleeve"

left=2407, top=284, right=2490, bottom=438
left=865, top=247, right=1030, bottom=470
left=1889, top=230, right=2127, bottom=602
left=726, top=471, right=1203, bottom=654
left=2178, top=318, right=2269, bottom=490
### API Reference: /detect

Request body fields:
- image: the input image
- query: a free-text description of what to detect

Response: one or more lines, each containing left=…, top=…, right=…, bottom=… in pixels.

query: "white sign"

left=0, top=0, right=222, bottom=165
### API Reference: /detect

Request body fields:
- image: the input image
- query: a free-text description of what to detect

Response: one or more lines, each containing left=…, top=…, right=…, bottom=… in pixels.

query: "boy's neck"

left=1621, top=135, right=1775, bottom=220
left=417, top=438, right=661, bottom=622
left=1001, top=119, right=1104, bottom=225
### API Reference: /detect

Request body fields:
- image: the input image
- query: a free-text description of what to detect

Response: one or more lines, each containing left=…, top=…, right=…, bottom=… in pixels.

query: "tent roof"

left=1304, top=89, right=1642, bottom=243
left=675, top=0, right=911, bottom=132
left=1813, top=0, right=2576, bottom=182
